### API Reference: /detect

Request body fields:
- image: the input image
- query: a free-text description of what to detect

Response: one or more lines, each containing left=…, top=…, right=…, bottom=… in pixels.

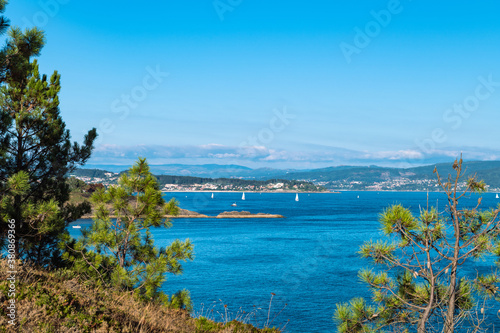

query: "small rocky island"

left=216, top=211, right=284, bottom=218
left=82, top=208, right=284, bottom=219
left=168, top=209, right=284, bottom=219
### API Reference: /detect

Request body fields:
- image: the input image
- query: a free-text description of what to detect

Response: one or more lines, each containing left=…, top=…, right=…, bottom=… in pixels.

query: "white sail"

left=242, top=192, right=245, bottom=200
left=295, top=193, right=299, bottom=201
left=211, top=193, right=214, bottom=199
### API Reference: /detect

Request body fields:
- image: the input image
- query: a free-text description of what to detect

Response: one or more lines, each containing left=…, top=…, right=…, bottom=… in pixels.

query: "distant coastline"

left=71, top=160, right=500, bottom=193
left=161, top=190, right=338, bottom=194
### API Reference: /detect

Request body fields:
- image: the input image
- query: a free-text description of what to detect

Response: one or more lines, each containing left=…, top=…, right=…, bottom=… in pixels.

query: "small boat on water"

left=211, top=193, right=214, bottom=199
left=231, top=202, right=237, bottom=207
left=295, top=193, right=299, bottom=202
left=242, top=192, right=245, bottom=200
left=72, top=225, right=81, bottom=229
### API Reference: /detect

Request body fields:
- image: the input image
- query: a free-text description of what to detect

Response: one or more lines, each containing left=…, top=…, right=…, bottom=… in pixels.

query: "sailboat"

left=496, top=193, right=499, bottom=199
left=242, top=192, right=245, bottom=200
left=211, top=193, right=214, bottom=199
left=295, top=193, right=299, bottom=202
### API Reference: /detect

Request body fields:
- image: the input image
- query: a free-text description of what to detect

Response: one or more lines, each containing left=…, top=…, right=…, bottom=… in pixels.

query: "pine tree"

left=66, top=158, right=194, bottom=308
left=0, top=24, right=96, bottom=265
left=0, top=0, right=11, bottom=82
left=334, top=157, right=500, bottom=332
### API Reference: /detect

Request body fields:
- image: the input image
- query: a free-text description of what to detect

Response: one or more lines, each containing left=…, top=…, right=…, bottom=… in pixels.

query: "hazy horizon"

left=82, top=157, right=500, bottom=172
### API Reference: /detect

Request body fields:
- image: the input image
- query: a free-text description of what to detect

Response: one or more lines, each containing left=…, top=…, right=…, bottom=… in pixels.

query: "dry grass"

left=0, top=260, right=280, bottom=332
left=68, top=191, right=92, bottom=206
left=193, top=298, right=289, bottom=333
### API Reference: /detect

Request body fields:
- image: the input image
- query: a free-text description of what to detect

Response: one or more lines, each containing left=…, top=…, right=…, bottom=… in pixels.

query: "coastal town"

left=160, top=181, right=321, bottom=192
left=69, top=168, right=500, bottom=192
left=321, top=178, right=443, bottom=191
left=68, top=169, right=327, bottom=192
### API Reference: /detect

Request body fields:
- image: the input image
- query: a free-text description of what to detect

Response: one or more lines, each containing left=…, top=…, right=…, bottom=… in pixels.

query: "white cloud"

left=87, top=143, right=500, bottom=169
left=365, top=150, right=424, bottom=160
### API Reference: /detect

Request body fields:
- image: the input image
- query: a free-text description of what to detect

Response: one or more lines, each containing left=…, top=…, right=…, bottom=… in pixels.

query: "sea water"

left=69, top=191, right=500, bottom=332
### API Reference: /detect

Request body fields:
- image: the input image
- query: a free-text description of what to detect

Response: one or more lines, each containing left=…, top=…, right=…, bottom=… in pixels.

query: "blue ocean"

left=69, top=191, right=500, bottom=332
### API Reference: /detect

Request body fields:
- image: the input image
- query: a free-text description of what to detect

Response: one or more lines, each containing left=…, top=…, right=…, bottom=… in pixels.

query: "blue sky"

left=7, top=1, right=500, bottom=168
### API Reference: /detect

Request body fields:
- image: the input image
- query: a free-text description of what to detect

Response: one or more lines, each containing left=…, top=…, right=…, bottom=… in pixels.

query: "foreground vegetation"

left=335, top=158, right=500, bottom=332
left=65, top=158, right=194, bottom=308
left=0, top=259, right=280, bottom=333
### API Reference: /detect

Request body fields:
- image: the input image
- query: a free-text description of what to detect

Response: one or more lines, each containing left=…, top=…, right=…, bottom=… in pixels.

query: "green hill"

left=279, top=161, right=500, bottom=190
left=71, top=160, right=500, bottom=191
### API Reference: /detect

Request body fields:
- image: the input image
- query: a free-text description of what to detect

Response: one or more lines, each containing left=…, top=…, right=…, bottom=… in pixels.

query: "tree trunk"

left=444, top=206, right=460, bottom=333
left=444, top=264, right=457, bottom=333
left=418, top=308, right=430, bottom=333
left=418, top=274, right=436, bottom=333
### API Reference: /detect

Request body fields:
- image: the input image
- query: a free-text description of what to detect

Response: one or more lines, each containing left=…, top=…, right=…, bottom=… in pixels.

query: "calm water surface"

left=70, top=191, right=500, bottom=332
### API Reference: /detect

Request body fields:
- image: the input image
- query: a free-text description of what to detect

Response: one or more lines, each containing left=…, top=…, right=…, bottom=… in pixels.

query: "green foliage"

left=195, top=317, right=220, bottom=331
left=380, top=204, right=417, bottom=235
left=69, top=168, right=112, bottom=179
left=0, top=171, right=28, bottom=218
left=0, top=0, right=10, bottom=83
left=67, top=177, right=86, bottom=192
left=334, top=298, right=377, bottom=333
left=65, top=158, right=194, bottom=307
left=169, top=289, right=193, bottom=311
left=334, top=157, right=500, bottom=332
left=467, top=177, right=487, bottom=193
left=0, top=16, right=96, bottom=266
left=359, top=241, right=396, bottom=265
left=194, top=317, right=280, bottom=333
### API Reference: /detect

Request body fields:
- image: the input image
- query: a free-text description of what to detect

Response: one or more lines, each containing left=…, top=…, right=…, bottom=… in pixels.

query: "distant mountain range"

left=280, top=161, right=500, bottom=181
left=277, top=161, right=500, bottom=191
left=79, top=161, right=500, bottom=191
left=82, top=163, right=301, bottom=179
